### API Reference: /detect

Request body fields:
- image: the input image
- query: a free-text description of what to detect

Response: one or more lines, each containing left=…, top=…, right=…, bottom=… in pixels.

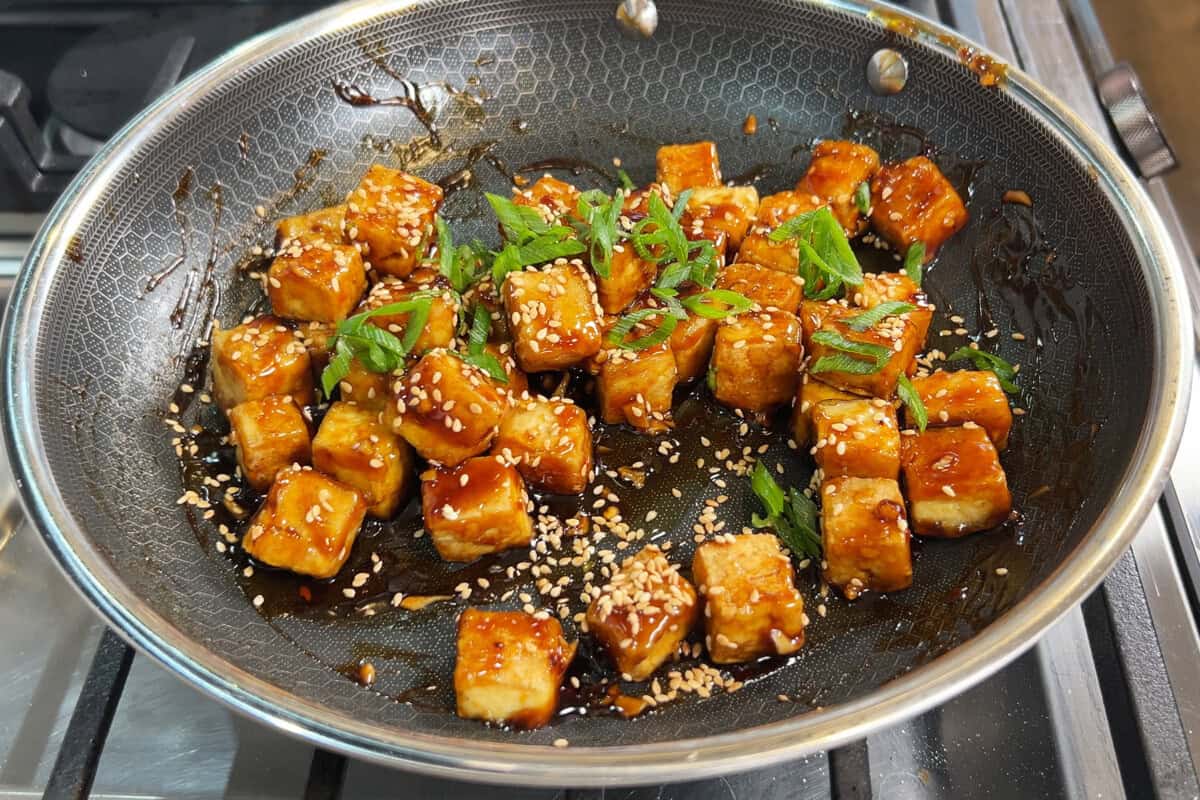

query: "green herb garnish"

left=854, top=181, right=871, bottom=215
left=896, top=374, right=927, bottom=432
left=947, top=346, right=1020, bottom=393
left=629, top=190, right=720, bottom=290
left=904, top=241, right=926, bottom=287
left=844, top=300, right=917, bottom=332
left=617, top=169, right=635, bottom=191
left=680, top=289, right=754, bottom=319
left=320, top=298, right=434, bottom=398
left=435, top=217, right=488, bottom=294
left=749, top=461, right=822, bottom=560
left=485, top=193, right=586, bottom=286
left=809, top=329, right=891, bottom=375
left=768, top=207, right=863, bottom=299
left=573, top=189, right=623, bottom=280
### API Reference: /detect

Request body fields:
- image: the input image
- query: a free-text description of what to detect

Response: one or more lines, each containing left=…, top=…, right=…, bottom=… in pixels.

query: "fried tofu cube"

left=454, top=609, right=575, bottom=729
left=211, top=316, right=314, bottom=411
left=482, top=341, right=528, bottom=401
left=692, top=534, right=806, bottom=663
left=275, top=204, right=347, bottom=246
left=312, top=402, right=414, bottom=518
left=811, top=398, right=900, bottom=480
left=684, top=186, right=760, bottom=250
left=620, top=183, right=668, bottom=218
left=421, top=457, right=533, bottom=561
left=656, top=141, right=722, bottom=195
left=910, top=371, right=1013, bottom=449
left=805, top=305, right=923, bottom=399
left=395, top=349, right=507, bottom=466
left=586, top=545, right=699, bottom=680
left=227, top=396, right=312, bottom=491
left=338, top=357, right=393, bottom=419
left=855, top=271, right=934, bottom=348
left=670, top=289, right=720, bottom=383
left=597, top=339, right=678, bottom=432
left=345, top=164, right=443, bottom=278
left=870, top=156, right=968, bottom=259
left=596, top=244, right=656, bottom=314
left=267, top=240, right=366, bottom=323
left=900, top=425, right=1012, bottom=537
left=494, top=397, right=593, bottom=494
left=512, top=175, right=581, bottom=222
left=796, top=140, right=880, bottom=235
left=735, top=230, right=800, bottom=274
left=242, top=465, right=366, bottom=579
left=710, top=309, right=803, bottom=413
left=359, top=270, right=460, bottom=355
left=502, top=262, right=603, bottom=372
left=755, top=190, right=824, bottom=229
left=790, top=373, right=857, bottom=447
left=715, top=261, right=804, bottom=315
left=821, top=477, right=912, bottom=599
left=297, top=320, right=336, bottom=377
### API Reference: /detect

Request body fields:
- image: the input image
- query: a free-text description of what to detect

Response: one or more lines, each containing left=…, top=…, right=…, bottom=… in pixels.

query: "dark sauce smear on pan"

left=165, top=102, right=1103, bottom=721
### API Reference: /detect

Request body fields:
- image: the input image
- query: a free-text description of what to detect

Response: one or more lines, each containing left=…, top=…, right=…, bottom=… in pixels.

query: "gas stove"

left=2, top=1, right=1199, bottom=798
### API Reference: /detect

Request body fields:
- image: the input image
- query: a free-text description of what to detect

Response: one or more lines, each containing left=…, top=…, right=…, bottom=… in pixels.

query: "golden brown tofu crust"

left=211, top=315, right=314, bottom=412
left=345, top=164, right=443, bottom=278
left=394, top=349, right=507, bottom=466
left=312, top=402, right=414, bottom=518
left=812, top=398, right=901, bottom=480
left=796, top=140, right=881, bottom=235
left=596, top=340, right=678, bottom=432
left=421, top=456, right=534, bottom=562
left=854, top=271, right=934, bottom=353
left=655, top=141, right=722, bottom=195
left=228, top=395, right=312, bottom=491
left=755, top=190, right=824, bottom=229
left=683, top=186, right=760, bottom=251
left=821, top=476, right=912, bottom=599
left=715, top=261, right=805, bottom=315
left=512, top=175, right=582, bottom=222
left=359, top=270, right=460, bottom=355
left=789, top=372, right=858, bottom=447
left=805, top=304, right=923, bottom=399
left=910, top=371, right=1013, bottom=449
left=597, top=245, right=656, bottom=314
left=242, top=465, right=367, bottom=579
left=267, top=240, right=366, bottom=323
left=454, top=608, right=575, bottom=729
left=275, top=204, right=347, bottom=247
left=502, top=262, right=604, bottom=372
left=670, top=300, right=720, bottom=384
left=711, top=309, right=803, bottom=413
left=735, top=230, right=801, bottom=274
left=586, top=545, right=699, bottom=681
left=494, top=397, right=593, bottom=494
left=900, top=425, right=1012, bottom=537
left=692, top=534, right=806, bottom=663
left=870, top=156, right=968, bottom=258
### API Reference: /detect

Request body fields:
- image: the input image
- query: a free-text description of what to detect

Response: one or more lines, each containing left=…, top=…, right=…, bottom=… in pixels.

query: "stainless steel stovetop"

left=1, top=1, right=1199, bottom=798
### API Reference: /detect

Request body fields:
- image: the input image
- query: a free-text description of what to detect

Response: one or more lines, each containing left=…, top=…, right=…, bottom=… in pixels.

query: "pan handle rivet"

left=867, top=48, right=909, bottom=95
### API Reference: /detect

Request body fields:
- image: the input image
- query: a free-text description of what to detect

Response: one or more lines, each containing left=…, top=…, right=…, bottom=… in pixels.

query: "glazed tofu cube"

left=656, top=141, right=722, bottom=195
left=585, top=545, right=699, bottom=680
left=715, top=261, right=804, bottom=315
left=596, top=339, right=678, bottom=432
left=242, top=465, right=366, bottom=579
left=870, top=156, right=968, bottom=259
left=670, top=289, right=719, bottom=383
left=811, top=398, right=900, bottom=480
left=494, top=397, right=592, bottom=494
left=211, top=316, right=314, bottom=411
left=512, top=175, right=581, bottom=222
left=297, top=320, right=336, bottom=376
left=454, top=608, right=575, bottom=729
left=692, top=534, right=806, bottom=663
left=359, top=270, right=460, bottom=355
left=421, top=457, right=533, bottom=561
left=900, top=425, right=1012, bottom=537
left=596, top=244, right=656, bottom=314
left=275, top=204, right=347, bottom=247
left=789, top=373, right=857, bottom=447
left=710, top=309, right=803, bottom=414
left=796, top=140, right=880, bottom=235
left=502, top=262, right=603, bottom=372
left=267, top=240, right=366, bottom=323
left=855, top=271, right=934, bottom=347
left=756, top=190, right=824, bottom=229
left=620, top=183, right=668, bottom=218
left=683, top=186, right=760, bottom=250
left=345, top=164, right=443, bottom=278
left=735, top=230, right=800, bottom=274
left=227, top=395, right=312, bottom=491
left=910, top=371, right=1013, bottom=449
left=312, top=402, right=414, bottom=518
left=482, top=341, right=528, bottom=401
left=821, top=476, right=912, bottom=599
left=338, top=357, right=393, bottom=418
left=806, top=305, right=923, bottom=399
left=395, top=349, right=507, bottom=466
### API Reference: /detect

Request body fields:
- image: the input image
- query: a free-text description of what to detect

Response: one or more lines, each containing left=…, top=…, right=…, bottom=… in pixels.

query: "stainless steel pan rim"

left=2, top=0, right=1191, bottom=786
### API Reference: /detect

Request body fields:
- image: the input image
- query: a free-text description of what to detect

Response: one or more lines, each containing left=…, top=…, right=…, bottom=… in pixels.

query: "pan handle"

left=616, top=0, right=658, bottom=37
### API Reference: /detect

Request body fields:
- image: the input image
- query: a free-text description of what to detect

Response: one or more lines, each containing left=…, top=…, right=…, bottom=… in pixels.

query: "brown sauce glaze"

left=516, top=157, right=617, bottom=187
left=333, top=79, right=442, bottom=147
left=145, top=168, right=195, bottom=294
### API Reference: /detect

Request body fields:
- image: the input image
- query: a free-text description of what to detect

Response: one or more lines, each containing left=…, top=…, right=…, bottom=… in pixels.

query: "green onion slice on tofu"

left=749, top=461, right=822, bottom=560
left=854, top=181, right=871, bottom=215
left=947, top=346, right=1020, bottom=393
left=896, top=374, right=928, bottom=432
left=320, top=297, right=435, bottom=398
left=809, top=330, right=891, bottom=375
left=904, top=241, right=926, bottom=287
left=767, top=206, right=863, bottom=298
left=680, top=289, right=754, bottom=319
left=484, top=193, right=586, bottom=286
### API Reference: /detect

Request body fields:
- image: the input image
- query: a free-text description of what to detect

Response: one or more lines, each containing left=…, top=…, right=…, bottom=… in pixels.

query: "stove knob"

left=1097, top=62, right=1177, bottom=179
